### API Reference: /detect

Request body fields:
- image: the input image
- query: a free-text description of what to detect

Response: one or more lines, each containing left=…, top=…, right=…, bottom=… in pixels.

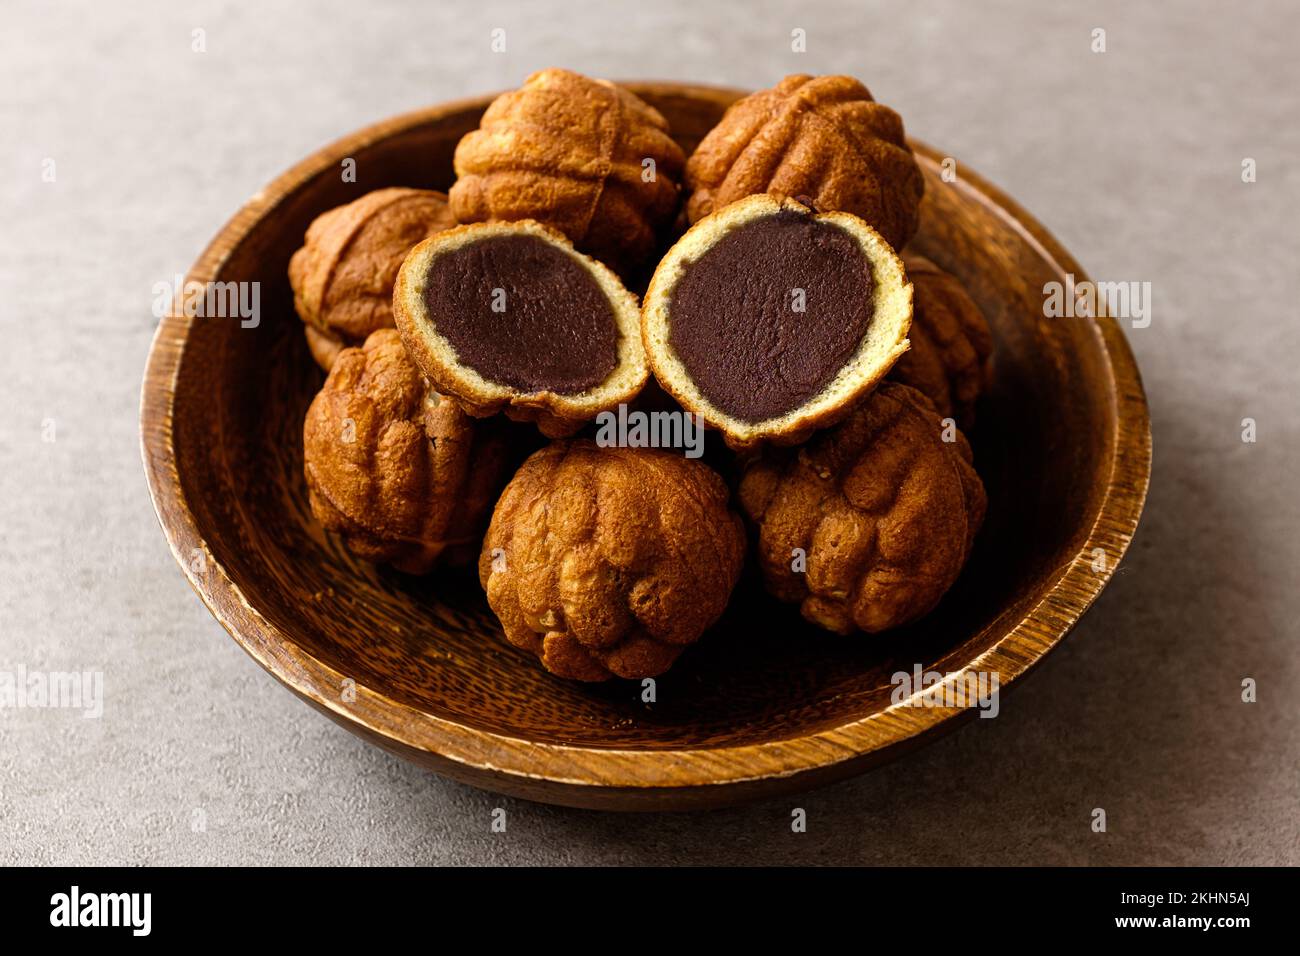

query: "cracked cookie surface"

left=479, top=440, right=745, bottom=680
left=739, top=382, right=985, bottom=634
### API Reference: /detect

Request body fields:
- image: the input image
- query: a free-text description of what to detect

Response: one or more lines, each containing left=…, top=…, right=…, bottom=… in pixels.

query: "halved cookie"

left=394, top=220, right=648, bottom=437
left=641, top=194, right=912, bottom=450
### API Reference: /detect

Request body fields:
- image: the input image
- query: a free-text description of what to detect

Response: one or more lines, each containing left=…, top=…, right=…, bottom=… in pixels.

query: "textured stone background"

left=2, top=0, right=1296, bottom=865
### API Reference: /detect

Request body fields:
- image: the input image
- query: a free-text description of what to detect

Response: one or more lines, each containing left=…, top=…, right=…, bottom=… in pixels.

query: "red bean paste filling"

left=668, top=209, right=875, bottom=423
left=423, top=234, right=618, bottom=394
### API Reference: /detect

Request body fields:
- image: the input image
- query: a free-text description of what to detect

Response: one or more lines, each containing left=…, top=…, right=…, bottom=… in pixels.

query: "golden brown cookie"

left=449, top=68, right=685, bottom=275
left=394, top=219, right=648, bottom=438
left=642, top=194, right=912, bottom=450
left=303, top=329, right=511, bottom=573
left=888, top=255, right=993, bottom=428
left=738, top=383, right=986, bottom=634
left=479, top=440, right=746, bottom=681
left=686, top=74, right=924, bottom=251
left=289, top=188, right=457, bottom=369
left=303, top=323, right=347, bottom=372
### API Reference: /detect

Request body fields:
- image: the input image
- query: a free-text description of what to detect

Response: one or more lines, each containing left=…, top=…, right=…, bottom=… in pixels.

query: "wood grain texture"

left=139, top=82, right=1151, bottom=811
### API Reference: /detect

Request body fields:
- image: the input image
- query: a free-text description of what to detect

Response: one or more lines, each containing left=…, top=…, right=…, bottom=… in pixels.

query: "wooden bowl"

left=141, top=83, right=1151, bottom=811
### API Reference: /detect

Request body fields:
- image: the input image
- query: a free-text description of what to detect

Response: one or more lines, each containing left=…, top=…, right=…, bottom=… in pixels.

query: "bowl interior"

left=163, top=87, right=1120, bottom=752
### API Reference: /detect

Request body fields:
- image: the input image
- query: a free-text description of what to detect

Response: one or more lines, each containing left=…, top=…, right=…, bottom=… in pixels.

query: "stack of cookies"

left=293, top=68, right=992, bottom=681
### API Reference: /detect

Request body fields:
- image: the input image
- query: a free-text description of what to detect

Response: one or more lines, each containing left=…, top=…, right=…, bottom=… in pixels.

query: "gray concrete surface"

left=1, top=0, right=1296, bottom=865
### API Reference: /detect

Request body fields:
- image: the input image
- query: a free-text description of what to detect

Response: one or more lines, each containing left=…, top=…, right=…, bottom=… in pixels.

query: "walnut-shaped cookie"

left=289, top=188, right=457, bottom=370
left=738, top=383, right=986, bottom=635
left=303, top=329, right=510, bottom=573
left=394, top=219, right=648, bottom=438
left=642, top=194, right=912, bottom=450
left=449, top=68, right=685, bottom=275
left=479, top=440, right=746, bottom=681
left=686, top=74, right=924, bottom=251
left=888, top=255, right=993, bottom=429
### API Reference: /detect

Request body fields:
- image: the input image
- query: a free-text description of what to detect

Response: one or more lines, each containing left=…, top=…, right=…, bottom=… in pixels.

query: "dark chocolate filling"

left=667, top=209, right=875, bottom=423
left=423, top=234, right=618, bottom=394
